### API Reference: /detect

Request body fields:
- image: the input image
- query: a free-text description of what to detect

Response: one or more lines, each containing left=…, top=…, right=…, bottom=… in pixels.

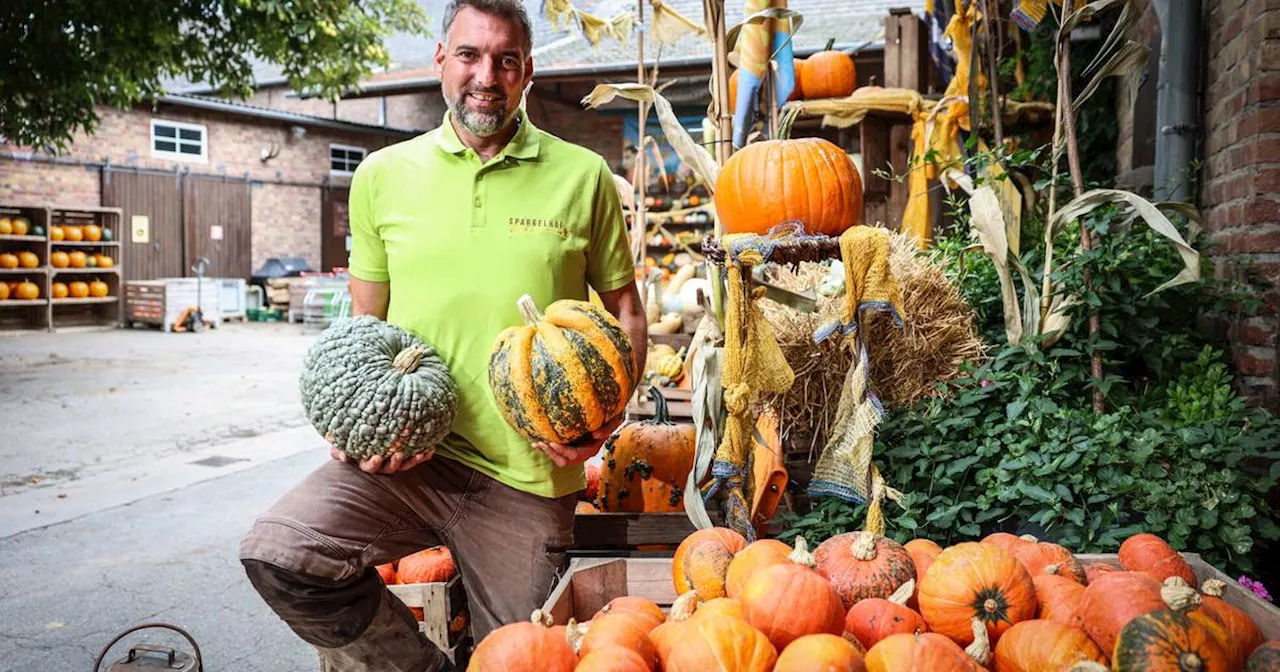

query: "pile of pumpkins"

left=0, top=250, right=41, bottom=269
left=374, top=545, right=469, bottom=637
left=51, top=278, right=111, bottom=300
left=51, top=250, right=114, bottom=269
left=464, top=528, right=1276, bottom=671
left=50, top=223, right=111, bottom=242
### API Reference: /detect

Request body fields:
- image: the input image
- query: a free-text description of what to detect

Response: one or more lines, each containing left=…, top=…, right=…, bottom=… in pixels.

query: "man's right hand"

left=330, top=446, right=434, bottom=474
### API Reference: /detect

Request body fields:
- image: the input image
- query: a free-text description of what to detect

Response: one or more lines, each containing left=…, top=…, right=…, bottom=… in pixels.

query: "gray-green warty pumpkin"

left=299, top=315, right=458, bottom=460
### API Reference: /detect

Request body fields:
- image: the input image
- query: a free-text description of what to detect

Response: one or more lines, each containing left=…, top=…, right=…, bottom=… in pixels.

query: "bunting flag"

left=651, top=0, right=707, bottom=44
left=542, top=0, right=703, bottom=49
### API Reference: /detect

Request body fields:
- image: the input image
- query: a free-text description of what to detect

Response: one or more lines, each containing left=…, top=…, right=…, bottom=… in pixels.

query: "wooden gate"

left=321, top=186, right=351, bottom=272
left=102, top=170, right=252, bottom=281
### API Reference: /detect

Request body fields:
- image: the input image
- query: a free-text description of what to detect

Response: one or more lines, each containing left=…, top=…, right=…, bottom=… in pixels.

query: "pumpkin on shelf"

left=739, top=536, right=847, bottom=651
left=0, top=218, right=10, bottom=235
left=0, top=252, right=18, bottom=269
left=0, top=283, right=8, bottom=300
left=713, top=137, right=863, bottom=237
left=82, top=224, right=102, bottom=242
left=10, top=217, right=30, bottom=235
left=597, top=386, right=694, bottom=512
left=465, top=612, right=578, bottom=672
left=488, top=293, right=637, bottom=446
left=69, top=251, right=87, bottom=268
left=68, top=281, right=89, bottom=298
left=15, top=279, right=40, bottom=300
left=992, top=619, right=1108, bottom=672
left=17, top=251, right=39, bottom=268
left=774, top=633, right=865, bottom=672
left=63, top=226, right=83, bottom=242
left=299, top=315, right=458, bottom=460
left=814, top=530, right=916, bottom=610
left=1119, top=533, right=1197, bottom=585
left=50, top=251, right=69, bottom=268
left=672, top=527, right=748, bottom=601
left=88, top=278, right=110, bottom=298
left=916, top=541, right=1036, bottom=647
left=1113, top=609, right=1230, bottom=672
left=50, top=225, right=64, bottom=241
left=51, top=282, right=68, bottom=300
left=395, top=546, right=455, bottom=584
left=800, top=39, right=856, bottom=99
left=94, top=254, right=114, bottom=268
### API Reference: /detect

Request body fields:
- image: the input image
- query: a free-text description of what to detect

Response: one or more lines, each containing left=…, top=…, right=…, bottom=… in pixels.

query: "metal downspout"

left=1151, top=0, right=1202, bottom=202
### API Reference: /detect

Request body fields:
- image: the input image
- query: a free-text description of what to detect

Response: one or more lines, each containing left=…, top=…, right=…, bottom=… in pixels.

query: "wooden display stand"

left=0, top=204, right=124, bottom=332
left=386, top=576, right=470, bottom=665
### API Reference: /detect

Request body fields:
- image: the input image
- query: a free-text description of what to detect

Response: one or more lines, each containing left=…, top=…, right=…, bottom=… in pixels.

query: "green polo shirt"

left=347, top=109, right=635, bottom=499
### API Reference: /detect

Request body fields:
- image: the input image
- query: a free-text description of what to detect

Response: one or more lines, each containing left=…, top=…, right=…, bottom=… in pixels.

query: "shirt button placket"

left=472, top=171, right=484, bottom=228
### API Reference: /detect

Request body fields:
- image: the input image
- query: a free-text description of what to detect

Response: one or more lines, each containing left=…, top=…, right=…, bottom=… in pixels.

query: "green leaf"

left=1018, top=483, right=1057, bottom=504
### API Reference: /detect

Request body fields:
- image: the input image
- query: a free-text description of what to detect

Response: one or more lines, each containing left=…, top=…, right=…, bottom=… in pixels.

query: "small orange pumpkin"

left=68, top=281, right=89, bottom=299
left=395, top=546, right=456, bottom=584
left=672, top=527, right=747, bottom=601
left=1012, top=538, right=1087, bottom=584
left=89, top=278, right=109, bottom=298
left=726, top=538, right=793, bottom=599
left=981, top=532, right=1036, bottom=554
left=799, top=39, right=856, bottom=99
left=63, top=226, right=83, bottom=242
left=50, top=225, right=64, bottom=241
left=467, top=613, right=578, bottom=672
left=814, top=531, right=916, bottom=610
left=69, top=251, right=87, bottom=268
left=863, top=632, right=974, bottom=672
left=10, top=217, right=29, bottom=235
left=51, top=282, right=68, bottom=299
left=95, top=254, right=115, bottom=268
left=1119, top=533, right=1197, bottom=585
left=50, top=251, right=69, bottom=268
left=740, top=536, right=846, bottom=652
left=0, top=283, right=9, bottom=300
left=575, top=613, right=657, bottom=665
left=598, top=386, right=695, bottom=512
left=1077, top=571, right=1168, bottom=654
left=661, top=613, right=777, bottom=672
left=992, top=619, right=1108, bottom=671
left=916, top=542, right=1037, bottom=647
left=713, top=137, right=863, bottom=237
left=845, top=579, right=929, bottom=651
left=15, top=280, right=39, bottom=300
left=775, top=633, right=866, bottom=672
left=17, top=251, right=39, bottom=268
left=0, top=253, right=16, bottom=269
left=82, top=224, right=102, bottom=241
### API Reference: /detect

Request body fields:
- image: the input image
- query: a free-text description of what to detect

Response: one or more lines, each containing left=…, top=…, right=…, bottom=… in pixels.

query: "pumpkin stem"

left=1178, top=652, right=1205, bottom=672
left=964, top=617, right=991, bottom=666
left=1200, top=579, right=1226, bottom=597
left=789, top=535, right=818, bottom=568
left=515, top=293, right=545, bottom=326
left=1161, top=580, right=1203, bottom=612
left=1044, top=563, right=1061, bottom=575
left=1018, top=534, right=1039, bottom=542
left=850, top=531, right=878, bottom=562
left=530, top=609, right=553, bottom=627
left=824, top=37, right=835, bottom=51
left=564, top=618, right=588, bottom=654
left=887, top=579, right=915, bottom=605
left=649, top=385, right=672, bottom=424
left=393, top=344, right=425, bottom=374
left=669, top=590, right=699, bottom=621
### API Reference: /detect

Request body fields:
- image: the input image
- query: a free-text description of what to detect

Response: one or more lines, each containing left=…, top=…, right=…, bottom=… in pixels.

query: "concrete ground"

left=0, top=321, right=332, bottom=670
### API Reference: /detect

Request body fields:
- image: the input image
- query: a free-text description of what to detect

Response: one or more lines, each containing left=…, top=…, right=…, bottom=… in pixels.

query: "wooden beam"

left=573, top=512, right=723, bottom=547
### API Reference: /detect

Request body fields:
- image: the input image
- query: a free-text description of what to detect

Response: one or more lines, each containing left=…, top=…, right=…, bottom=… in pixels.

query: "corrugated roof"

left=169, top=0, right=921, bottom=94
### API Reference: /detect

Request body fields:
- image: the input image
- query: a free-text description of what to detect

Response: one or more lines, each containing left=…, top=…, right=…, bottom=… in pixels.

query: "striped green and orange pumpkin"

left=1113, top=609, right=1231, bottom=672
left=488, top=293, right=636, bottom=446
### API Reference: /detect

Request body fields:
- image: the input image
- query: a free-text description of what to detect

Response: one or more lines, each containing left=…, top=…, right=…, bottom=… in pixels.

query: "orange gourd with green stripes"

left=488, top=293, right=636, bottom=445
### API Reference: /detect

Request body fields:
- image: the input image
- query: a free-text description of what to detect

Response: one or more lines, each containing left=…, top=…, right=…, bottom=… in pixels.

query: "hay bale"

left=759, top=232, right=987, bottom=453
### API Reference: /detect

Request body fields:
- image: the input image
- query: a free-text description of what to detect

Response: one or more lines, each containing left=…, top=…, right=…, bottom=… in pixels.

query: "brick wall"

left=0, top=102, right=409, bottom=277
left=1201, top=0, right=1280, bottom=408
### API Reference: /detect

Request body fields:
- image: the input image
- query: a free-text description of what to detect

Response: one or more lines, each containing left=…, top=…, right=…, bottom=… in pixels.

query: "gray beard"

left=445, top=90, right=511, bottom=137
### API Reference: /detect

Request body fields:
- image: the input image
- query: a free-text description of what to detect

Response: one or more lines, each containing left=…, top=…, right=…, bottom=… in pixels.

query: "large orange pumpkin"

left=1119, top=533, right=1197, bottom=585
left=1198, top=579, right=1265, bottom=661
left=800, top=39, right=856, bottom=99
left=1077, top=570, right=1168, bottom=654
left=713, top=137, right=863, bottom=237
left=863, top=632, right=975, bottom=672
left=598, top=386, right=694, bottom=512
left=1032, top=573, right=1086, bottom=628
left=465, top=614, right=577, bottom=672
left=775, top=633, right=866, bottom=672
left=726, top=538, right=793, bottom=599
left=992, top=619, right=1108, bottom=671
left=814, top=531, right=916, bottom=610
left=396, top=546, right=456, bottom=584
left=916, top=542, right=1036, bottom=647
left=740, top=536, right=846, bottom=651
left=1113, top=609, right=1230, bottom=672
left=672, top=527, right=747, bottom=601
left=845, top=579, right=928, bottom=651
left=661, top=613, right=777, bottom=672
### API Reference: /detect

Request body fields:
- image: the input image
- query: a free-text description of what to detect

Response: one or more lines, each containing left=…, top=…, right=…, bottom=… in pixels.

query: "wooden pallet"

left=124, top=279, right=220, bottom=332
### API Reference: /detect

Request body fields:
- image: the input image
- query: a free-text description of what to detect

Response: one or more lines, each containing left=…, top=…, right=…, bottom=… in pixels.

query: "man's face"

left=434, top=7, right=533, bottom=138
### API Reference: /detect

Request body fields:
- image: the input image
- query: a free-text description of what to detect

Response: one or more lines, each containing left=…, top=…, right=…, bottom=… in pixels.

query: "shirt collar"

left=434, top=107, right=540, bottom=160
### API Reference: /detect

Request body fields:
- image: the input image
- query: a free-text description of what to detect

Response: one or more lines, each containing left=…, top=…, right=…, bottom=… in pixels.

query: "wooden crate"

left=124, top=278, right=220, bottom=332
left=540, top=554, right=1280, bottom=638
left=386, top=575, right=470, bottom=663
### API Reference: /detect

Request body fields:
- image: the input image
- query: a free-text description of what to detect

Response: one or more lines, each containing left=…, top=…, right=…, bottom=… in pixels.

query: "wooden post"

left=634, top=1, right=649, bottom=268
left=882, top=8, right=931, bottom=234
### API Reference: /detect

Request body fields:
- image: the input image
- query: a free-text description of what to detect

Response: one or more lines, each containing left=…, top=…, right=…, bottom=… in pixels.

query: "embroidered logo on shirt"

left=509, top=217, right=568, bottom=238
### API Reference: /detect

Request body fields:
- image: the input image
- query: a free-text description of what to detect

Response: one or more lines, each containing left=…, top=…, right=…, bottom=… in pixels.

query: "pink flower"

left=980, top=380, right=992, bottom=388
left=1239, top=575, right=1273, bottom=602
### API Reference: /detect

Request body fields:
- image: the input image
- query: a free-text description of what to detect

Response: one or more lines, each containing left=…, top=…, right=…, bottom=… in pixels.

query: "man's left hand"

left=534, top=413, right=625, bottom=467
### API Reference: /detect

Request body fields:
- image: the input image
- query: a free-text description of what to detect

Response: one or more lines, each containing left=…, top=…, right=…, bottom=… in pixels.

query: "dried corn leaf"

left=946, top=168, right=1023, bottom=344
left=1058, top=0, right=1129, bottom=38
left=1073, top=40, right=1149, bottom=112
left=583, top=84, right=720, bottom=189
left=1051, top=189, right=1201, bottom=296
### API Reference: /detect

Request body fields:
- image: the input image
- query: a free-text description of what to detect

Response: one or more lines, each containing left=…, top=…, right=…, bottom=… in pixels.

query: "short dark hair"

left=441, top=0, right=534, bottom=57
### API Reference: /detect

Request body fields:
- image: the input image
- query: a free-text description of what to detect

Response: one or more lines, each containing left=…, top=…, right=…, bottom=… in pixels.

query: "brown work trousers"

left=239, top=454, right=576, bottom=672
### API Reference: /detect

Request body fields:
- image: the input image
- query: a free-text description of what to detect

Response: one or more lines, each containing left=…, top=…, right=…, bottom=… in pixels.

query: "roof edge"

left=153, top=94, right=423, bottom=137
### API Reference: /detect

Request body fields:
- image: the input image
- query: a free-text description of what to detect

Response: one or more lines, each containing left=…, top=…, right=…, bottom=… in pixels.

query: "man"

left=238, top=1, right=647, bottom=669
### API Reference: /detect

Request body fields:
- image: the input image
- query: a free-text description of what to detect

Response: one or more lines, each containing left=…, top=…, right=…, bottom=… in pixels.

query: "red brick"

left=1239, top=318, right=1277, bottom=346
left=1255, top=166, right=1280, bottom=192
left=1219, top=224, right=1280, bottom=252
left=1235, top=350, right=1277, bottom=377
left=1245, top=196, right=1280, bottom=223
left=1252, top=74, right=1280, bottom=102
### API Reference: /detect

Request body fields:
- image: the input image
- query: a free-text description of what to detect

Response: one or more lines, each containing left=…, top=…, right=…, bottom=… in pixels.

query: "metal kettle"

left=93, top=622, right=203, bottom=671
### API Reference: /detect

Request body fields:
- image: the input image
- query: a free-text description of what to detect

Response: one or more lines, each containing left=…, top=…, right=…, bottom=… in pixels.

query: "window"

left=151, top=119, right=207, bottom=162
left=330, top=144, right=366, bottom=174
